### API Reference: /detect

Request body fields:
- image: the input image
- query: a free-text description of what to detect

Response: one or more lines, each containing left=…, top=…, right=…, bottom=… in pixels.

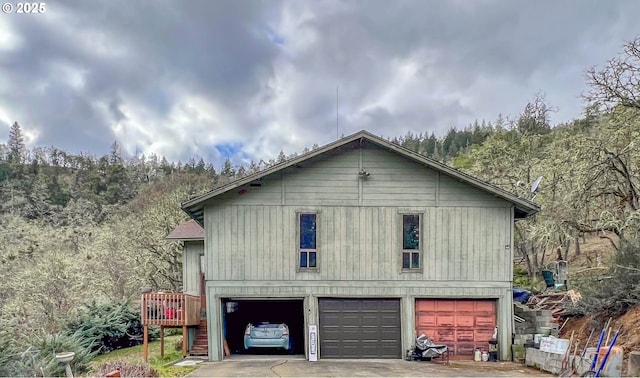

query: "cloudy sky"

left=1, top=0, right=639, bottom=167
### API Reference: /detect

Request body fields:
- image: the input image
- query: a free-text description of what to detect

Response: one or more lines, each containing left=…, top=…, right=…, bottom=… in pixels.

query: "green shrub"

left=95, top=360, right=159, bottom=377
left=1, top=330, right=96, bottom=377
left=0, top=318, right=19, bottom=377
left=513, top=264, right=546, bottom=292
left=165, top=327, right=183, bottom=336
left=570, top=238, right=640, bottom=317
left=65, top=300, right=156, bottom=354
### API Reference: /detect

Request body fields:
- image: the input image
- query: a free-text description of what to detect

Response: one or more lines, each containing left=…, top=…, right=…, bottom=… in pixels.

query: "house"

left=174, top=130, right=540, bottom=361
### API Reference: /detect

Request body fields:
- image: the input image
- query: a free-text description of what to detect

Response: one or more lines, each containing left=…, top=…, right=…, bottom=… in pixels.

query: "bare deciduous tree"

left=585, top=36, right=640, bottom=111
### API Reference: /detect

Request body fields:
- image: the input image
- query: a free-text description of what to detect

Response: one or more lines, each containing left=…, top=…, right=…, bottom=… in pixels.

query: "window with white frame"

left=402, top=214, right=421, bottom=270
left=298, top=213, right=317, bottom=269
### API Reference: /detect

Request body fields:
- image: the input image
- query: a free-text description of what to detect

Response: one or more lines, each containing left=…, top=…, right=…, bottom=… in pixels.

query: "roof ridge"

left=182, top=130, right=540, bottom=223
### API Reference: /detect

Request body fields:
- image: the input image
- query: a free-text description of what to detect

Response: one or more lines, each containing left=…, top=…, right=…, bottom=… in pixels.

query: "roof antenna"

left=336, top=85, right=339, bottom=139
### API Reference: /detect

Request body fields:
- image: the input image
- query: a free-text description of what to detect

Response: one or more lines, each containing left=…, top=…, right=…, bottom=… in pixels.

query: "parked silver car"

left=243, top=322, right=291, bottom=350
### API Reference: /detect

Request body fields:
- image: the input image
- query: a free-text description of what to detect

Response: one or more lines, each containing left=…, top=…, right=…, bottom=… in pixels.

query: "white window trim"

left=296, top=211, right=319, bottom=272
left=399, top=211, right=424, bottom=272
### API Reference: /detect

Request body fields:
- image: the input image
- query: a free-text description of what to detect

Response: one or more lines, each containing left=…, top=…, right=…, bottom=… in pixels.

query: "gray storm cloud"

left=1, top=0, right=639, bottom=166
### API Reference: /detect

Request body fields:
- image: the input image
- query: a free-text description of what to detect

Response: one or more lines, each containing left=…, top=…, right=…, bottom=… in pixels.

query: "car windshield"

left=254, top=323, right=281, bottom=328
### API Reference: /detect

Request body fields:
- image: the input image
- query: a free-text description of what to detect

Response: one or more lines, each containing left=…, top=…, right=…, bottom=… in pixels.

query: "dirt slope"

left=546, top=233, right=640, bottom=373
left=560, top=304, right=640, bottom=375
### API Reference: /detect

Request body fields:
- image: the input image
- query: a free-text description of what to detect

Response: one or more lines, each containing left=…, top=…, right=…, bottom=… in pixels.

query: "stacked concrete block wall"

left=526, top=348, right=591, bottom=376
left=514, top=303, right=536, bottom=334
left=526, top=348, right=623, bottom=377
left=513, top=303, right=558, bottom=337
left=511, top=334, right=530, bottom=363
left=535, top=310, right=555, bottom=334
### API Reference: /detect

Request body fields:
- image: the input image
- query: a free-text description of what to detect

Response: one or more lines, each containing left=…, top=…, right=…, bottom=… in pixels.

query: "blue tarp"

left=513, top=288, right=532, bottom=303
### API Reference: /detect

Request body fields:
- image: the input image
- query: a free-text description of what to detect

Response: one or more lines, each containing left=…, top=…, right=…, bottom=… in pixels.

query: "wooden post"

left=182, top=325, right=188, bottom=357
left=224, top=339, right=230, bottom=357
left=143, top=325, right=148, bottom=362
left=160, top=325, right=165, bottom=357
left=629, top=351, right=640, bottom=377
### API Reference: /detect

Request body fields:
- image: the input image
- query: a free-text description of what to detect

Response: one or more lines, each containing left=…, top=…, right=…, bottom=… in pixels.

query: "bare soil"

left=567, top=233, right=617, bottom=274
left=560, top=305, right=640, bottom=376
left=556, top=232, right=638, bottom=375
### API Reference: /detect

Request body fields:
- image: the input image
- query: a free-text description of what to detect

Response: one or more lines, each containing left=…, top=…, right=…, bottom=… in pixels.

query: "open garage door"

left=222, top=299, right=305, bottom=355
left=415, top=299, right=496, bottom=357
left=318, top=298, right=401, bottom=358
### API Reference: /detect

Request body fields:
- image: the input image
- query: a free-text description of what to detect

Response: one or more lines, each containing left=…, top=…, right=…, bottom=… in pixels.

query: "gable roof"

left=182, top=130, right=540, bottom=223
left=166, top=219, right=204, bottom=241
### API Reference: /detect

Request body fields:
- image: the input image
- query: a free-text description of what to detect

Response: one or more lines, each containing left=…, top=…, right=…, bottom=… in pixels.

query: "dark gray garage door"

left=318, top=298, right=401, bottom=358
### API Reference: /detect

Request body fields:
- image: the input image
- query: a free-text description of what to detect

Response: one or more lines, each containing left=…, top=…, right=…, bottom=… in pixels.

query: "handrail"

left=141, top=292, right=200, bottom=326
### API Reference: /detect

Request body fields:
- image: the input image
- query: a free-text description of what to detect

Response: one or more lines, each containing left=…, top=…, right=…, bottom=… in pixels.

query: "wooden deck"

left=141, top=292, right=202, bottom=361
left=141, top=292, right=201, bottom=327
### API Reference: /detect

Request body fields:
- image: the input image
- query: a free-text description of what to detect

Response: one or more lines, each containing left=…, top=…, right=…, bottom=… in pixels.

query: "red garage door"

left=415, top=299, right=496, bottom=357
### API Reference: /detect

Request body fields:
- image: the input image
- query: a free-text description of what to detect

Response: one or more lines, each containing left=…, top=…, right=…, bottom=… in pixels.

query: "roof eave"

left=181, top=130, right=542, bottom=220
left=165, top=236, right=204, bottom=241
left=181, top=132, right=370, bottom=210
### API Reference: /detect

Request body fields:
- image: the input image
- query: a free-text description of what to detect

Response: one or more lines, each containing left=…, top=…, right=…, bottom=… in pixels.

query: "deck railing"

left=141, top=292, right=200, bottom=326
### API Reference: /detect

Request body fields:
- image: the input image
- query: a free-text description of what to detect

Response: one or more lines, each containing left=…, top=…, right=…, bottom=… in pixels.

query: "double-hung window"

left=298, top=213, right=317, bottom=270
left=402, top=214, right=421, bottom=270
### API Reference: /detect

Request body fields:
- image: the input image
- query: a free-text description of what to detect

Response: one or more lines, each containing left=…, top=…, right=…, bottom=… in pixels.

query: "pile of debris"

left=513, top=289, right=583, bottom=338
left=526, top=290, right=582, bottom=322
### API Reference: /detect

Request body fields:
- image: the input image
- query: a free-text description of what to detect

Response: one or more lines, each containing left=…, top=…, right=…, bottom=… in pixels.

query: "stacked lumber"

left=526, top=290, right=582, bottom=322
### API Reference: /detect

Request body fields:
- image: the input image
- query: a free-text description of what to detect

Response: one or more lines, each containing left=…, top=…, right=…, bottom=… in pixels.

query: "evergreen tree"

left=109, top=141, right=123, bottom=165
left=8, top=122, right=25, bottom=165
left=221, top=158, right=235, bottom=178
left=194, top=158, right=206, bottom=174
left=277, top=150, right=286, bottom=163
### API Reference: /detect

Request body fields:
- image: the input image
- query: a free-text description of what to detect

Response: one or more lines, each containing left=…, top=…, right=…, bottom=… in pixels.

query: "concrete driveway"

left=185, top=357, right=549, bottom=377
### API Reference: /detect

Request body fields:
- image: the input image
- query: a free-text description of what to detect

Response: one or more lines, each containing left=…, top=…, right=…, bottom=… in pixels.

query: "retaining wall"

left=525, top=348, right=622, bottom=377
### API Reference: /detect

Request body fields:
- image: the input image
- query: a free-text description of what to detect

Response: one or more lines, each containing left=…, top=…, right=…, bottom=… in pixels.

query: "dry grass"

left=568, top=233, right=617, bottom=272
left=88, top=335, right=199, bottom=377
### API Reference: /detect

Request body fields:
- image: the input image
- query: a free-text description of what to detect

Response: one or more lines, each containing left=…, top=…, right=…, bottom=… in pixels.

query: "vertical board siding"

left=215, top=174, right=283, bottom=206
left=438, top=175, right=510, bottom=207
left=182, top=241, right=203, bottom=296
left=201, top=144, right=514, bottom=285
left=208, top=145, right=513, bottom=209
left=284, top=151, right=359, bottom=206
left=459, top=208, right=468, bottom=281
left=361, top=147, right=437, bottom=207
left=206, top=205, right=511, bottom=282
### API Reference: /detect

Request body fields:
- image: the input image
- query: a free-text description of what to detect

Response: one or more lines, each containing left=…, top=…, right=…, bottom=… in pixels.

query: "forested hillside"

left=1, top=35, right=639, bottom=376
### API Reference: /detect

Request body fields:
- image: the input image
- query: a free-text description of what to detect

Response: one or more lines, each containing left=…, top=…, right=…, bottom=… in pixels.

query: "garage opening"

left=222, top=299, right=305, bottom=356
left=318, top=298, right=401, bottom=359
left=415, top=299, right=496, bottom=358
